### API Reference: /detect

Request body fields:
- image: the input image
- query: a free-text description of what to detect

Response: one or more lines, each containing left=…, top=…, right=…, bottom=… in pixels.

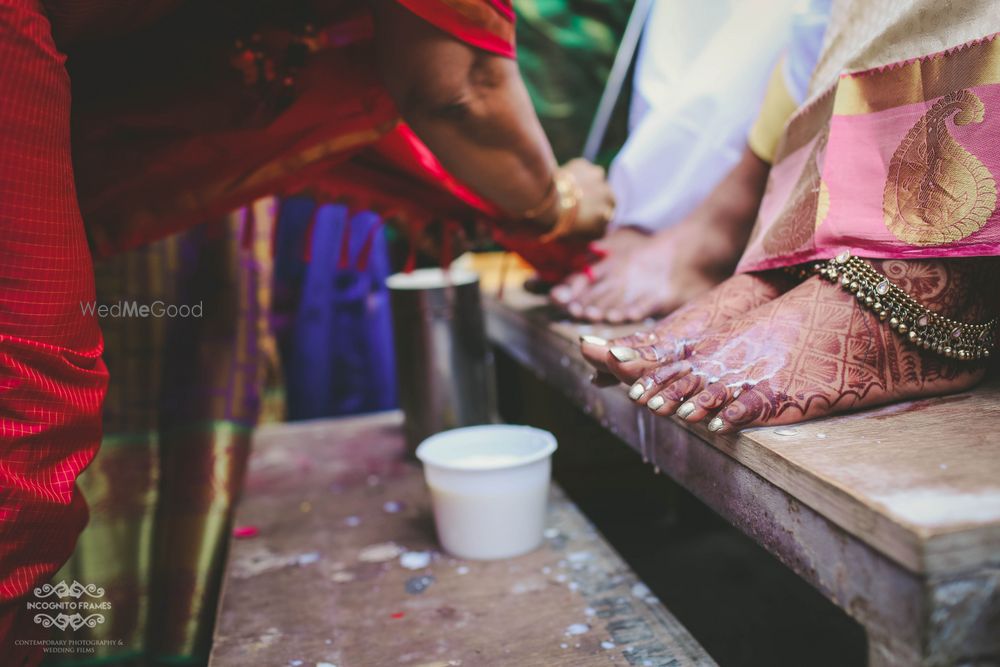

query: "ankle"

left=678, top=218, right=747, bottom=278
left=870, top=257, right=998, bottom=322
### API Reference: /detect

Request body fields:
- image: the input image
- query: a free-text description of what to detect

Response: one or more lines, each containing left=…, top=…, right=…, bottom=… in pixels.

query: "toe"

left=627, top=360, right=692, bottom=407
left=605, top=346, right=662, bottom=383
left=550, top=284, right=573, bottom=305
left=585, top=329, right=660, bottom=380
left=605, top=334, right=692, bottom=383
left=578, top=282, right=622, bottom=323
left=556, top=273, right=590, bottom=305
left=713, top=385, right=773, bottom=433
left=579, top=335, right=611, bottom=370
left=677, top=382, right=734, bottom=423
left=648, top=373, right=706, bottom=416
left=625, top=375, right=658, bottom=403
left=645, top=388, right=685, bottom=416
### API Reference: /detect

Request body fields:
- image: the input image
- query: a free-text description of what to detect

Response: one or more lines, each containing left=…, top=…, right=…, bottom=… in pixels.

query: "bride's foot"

left=580, top=271, right=795, bottom=384
left=630, top=258, right=996, bottom=433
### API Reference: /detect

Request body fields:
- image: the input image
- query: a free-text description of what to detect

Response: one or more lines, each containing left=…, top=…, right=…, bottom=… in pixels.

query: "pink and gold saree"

left=738, top=0, right=1000, bottom=273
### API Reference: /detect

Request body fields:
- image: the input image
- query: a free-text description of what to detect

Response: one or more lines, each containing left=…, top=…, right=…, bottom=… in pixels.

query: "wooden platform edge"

left=483, top=295, right=1000, bottom=577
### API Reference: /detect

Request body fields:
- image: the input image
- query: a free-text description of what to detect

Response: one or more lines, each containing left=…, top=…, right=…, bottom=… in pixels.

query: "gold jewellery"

left=520, top=175, right=559, bottom=220
left=795, top=251, right=996, bottom=361
left=538, top=169, right=582, bottom=243
left=521, top=166, right=616, bottom=242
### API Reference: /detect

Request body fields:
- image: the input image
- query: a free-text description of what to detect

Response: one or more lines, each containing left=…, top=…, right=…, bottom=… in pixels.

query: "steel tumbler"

left=387, top=267, right=497, bottom=451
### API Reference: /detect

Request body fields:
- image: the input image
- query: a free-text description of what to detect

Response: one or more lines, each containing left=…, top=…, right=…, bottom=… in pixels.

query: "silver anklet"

left=790, top=251, right=996, bottom=361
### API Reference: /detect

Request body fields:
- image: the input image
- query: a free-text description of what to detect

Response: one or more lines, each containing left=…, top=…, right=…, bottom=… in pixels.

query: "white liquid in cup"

left=416, top=425, right=557, bottom=560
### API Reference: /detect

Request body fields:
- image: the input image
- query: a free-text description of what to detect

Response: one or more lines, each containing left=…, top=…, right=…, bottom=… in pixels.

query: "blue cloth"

left=274, top=198, right=397, bottom=419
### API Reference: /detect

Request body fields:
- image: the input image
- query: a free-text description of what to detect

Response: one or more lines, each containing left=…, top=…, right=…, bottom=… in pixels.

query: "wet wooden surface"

left=210, top=412, right=715, bottom=667
left=483, top=285, right=1000, bottom=667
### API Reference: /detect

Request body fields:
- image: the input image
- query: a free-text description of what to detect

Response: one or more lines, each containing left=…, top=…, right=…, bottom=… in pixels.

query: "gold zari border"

left=833, top=33, right=1000, bottom=115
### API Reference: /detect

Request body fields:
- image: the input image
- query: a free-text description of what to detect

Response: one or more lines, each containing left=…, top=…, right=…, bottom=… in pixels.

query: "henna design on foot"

left=635, top=258, right=996, bottom=432
left=580, top=271, right=795, bottom=384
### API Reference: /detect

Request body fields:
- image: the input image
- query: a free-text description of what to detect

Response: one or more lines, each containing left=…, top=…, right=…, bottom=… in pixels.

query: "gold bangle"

left=539, top=170, right=581, bottom=243
left=520, top=175, right=558, bottom=221
left=790, top=251, right=996, bottom=361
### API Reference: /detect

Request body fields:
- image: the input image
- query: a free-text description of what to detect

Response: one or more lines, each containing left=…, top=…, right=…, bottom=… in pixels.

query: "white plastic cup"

left=416, top=425, right=557, bottom=560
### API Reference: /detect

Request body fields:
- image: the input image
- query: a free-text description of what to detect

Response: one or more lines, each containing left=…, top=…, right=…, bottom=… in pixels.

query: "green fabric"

left=44, top=211, right=279, bottom=667
left=514, top=0, right=635, bottom=164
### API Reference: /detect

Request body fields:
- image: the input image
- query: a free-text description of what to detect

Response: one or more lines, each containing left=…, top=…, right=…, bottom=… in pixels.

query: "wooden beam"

left=483, top=288, right=1000, bottom=665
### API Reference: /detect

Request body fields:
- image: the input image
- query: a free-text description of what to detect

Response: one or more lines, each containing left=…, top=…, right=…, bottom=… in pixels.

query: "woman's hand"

left=560, top=158, right=616, bottom=240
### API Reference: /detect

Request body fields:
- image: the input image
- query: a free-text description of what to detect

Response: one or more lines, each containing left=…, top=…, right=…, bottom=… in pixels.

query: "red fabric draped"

left=69, top=0, right=514, bottom=255
left=0, top=2, right=108, bottom=663
left=397, top=0, right=516, bottom=57
left=0, top=0, right=581, bottom=661
left=68, top=0, right=584, bottom=280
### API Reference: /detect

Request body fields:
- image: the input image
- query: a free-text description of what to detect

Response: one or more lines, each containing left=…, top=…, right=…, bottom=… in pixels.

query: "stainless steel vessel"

left=388, top=268, right=496, bottom=451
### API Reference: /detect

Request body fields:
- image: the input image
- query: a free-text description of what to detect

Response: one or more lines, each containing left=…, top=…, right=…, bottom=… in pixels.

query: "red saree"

left=67, top=0, right=586, bottom=281
left=68, top=0, right=514, bottom=256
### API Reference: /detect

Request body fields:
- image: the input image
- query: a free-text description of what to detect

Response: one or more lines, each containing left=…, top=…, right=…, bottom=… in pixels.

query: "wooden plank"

left=210, top=412, right=715, bottom=667
left=483, top=287, right=1000, bottom=665
left=484, top=287, right=1000, bottom=577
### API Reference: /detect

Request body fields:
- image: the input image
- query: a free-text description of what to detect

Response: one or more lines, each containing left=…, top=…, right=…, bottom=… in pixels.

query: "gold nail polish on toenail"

left=609, top=346, right=638, bottom=362
left=628, top=382, right=645, bottom=400
left=647, top=396, right=665, bottom=411
left=580, top=335, right=607, bottom=346
left=677, top=402, right=696, bottom=419
left=707, top=417, right=725, bottom=432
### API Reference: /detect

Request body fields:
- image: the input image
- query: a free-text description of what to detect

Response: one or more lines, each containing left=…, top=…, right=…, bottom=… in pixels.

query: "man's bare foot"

left=627, top=258, right=996, bottom=433
left=550, top=227, right=650, bottom=320
left=553, top=146, right=771, bottom=324
left=579, top=271, right=795, bottom=383
left=551, top=219, right=741, bottom=323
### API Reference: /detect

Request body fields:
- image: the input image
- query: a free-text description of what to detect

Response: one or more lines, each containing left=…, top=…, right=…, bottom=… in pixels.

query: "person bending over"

left=0, top=0, right=612, bottom=662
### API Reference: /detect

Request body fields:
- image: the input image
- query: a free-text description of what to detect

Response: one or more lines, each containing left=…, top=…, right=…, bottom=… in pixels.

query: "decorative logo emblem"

left=27, top=580, right=110, bottom=630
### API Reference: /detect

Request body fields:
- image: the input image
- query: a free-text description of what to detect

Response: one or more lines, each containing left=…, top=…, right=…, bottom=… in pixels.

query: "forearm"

left=401, top=57, right=557, bottom=218
left=372, top=0, right=557, bottom=220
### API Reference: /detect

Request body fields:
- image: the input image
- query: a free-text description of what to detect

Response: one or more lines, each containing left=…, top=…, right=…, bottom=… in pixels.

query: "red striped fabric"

left=0, top=2, right=108, bottom=663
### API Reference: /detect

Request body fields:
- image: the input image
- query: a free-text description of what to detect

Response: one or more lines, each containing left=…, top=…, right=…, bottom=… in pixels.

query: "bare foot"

left=628, top=258, right=996, bottom=432
left=580, top=271, right=795, bottom=384
left=553, top=146, right=771, bottom=324
left=551, top=220, right=740, bottom=323
left=550, top=227, right=651, bottom=320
